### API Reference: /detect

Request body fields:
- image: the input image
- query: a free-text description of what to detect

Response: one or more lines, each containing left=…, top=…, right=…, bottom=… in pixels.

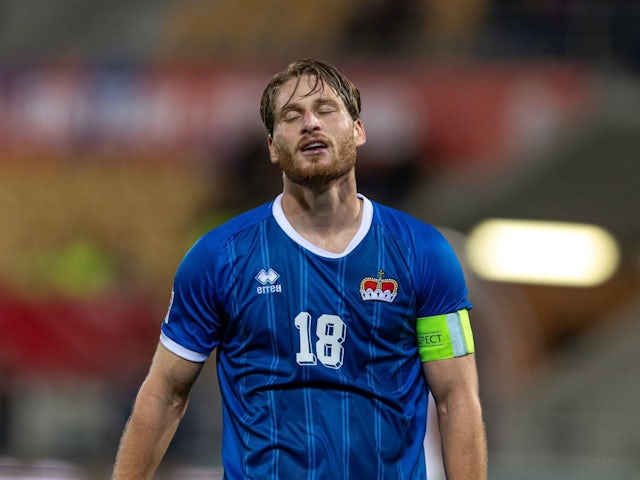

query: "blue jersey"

left=161, top=194, right=472, bottom=480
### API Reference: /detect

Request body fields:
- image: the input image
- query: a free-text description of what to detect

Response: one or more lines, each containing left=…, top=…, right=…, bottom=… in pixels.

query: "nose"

left=301, top=111, right=321, bottom=134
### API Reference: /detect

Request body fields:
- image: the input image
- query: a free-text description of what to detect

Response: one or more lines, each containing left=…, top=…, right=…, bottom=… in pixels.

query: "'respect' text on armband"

left=416, top=309, right=475, bottom=362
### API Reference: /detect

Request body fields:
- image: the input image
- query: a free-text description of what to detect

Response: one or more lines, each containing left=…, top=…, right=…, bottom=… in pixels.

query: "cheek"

left=334, top=117, right=353, bottom=131
left=270, top=136, right=295, bottom=164
left=270, top=128, right=292, bottom=149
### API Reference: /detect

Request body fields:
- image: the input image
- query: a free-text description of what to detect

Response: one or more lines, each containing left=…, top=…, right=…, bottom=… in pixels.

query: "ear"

left=354, top=119, right=366, bottom=147
left=267, top=135, right=279, bottom=165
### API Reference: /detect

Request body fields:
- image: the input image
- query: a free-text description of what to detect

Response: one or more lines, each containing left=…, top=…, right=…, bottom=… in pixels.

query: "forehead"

left=275, top=74, right=342, bottom=110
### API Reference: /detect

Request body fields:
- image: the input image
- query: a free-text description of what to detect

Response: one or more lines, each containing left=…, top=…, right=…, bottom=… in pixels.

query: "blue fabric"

left=161, top=196, right=471, bottom=479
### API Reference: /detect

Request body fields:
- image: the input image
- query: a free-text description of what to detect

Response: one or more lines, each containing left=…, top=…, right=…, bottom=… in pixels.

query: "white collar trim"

left=272, top=193, right=373, bottom=258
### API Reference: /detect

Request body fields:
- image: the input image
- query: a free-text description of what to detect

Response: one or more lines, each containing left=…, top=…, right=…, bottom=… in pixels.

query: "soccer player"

left=112, top=59, right=487, bottom=479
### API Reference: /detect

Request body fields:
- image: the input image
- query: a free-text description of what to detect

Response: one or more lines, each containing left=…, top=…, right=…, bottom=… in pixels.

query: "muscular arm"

left=112, top=343, right=204, bottom=480
left=423, top=354, right=487, bottom=480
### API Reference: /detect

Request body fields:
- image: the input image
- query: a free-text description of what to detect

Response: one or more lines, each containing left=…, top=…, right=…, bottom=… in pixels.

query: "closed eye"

left=316, top=100, right=339, bottom=115
left=282, top=109, right=302, bottom=123
left=284, top=112, right=302, bottom=122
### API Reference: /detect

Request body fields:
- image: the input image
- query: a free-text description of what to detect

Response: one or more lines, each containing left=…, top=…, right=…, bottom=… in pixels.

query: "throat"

left=287, top=199, right=363, bottom=254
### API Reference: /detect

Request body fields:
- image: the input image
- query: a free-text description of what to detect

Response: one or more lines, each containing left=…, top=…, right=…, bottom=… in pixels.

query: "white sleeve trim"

left=160, top=332, right=210, bottom=362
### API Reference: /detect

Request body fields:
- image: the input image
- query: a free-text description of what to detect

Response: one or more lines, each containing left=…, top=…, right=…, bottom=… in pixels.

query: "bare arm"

left=423, top=354, right=487, bottom=480
left=112, top=342, right=204, bottom=480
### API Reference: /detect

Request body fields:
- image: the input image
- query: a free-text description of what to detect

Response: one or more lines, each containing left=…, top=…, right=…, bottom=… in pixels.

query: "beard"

left=273, top=133, right=357, bottom=190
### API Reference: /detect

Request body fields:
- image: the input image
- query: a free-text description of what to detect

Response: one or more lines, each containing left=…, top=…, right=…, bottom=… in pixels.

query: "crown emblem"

left=360, top=269, right=398, bottom=303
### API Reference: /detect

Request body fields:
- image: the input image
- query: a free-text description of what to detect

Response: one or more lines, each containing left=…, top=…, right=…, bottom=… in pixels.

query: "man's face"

left=268, top=74, right=366, bottom=190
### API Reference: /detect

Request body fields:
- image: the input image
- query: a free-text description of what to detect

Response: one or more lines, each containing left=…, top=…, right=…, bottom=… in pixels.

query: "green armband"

left=416, top=309, right=475, bottom=362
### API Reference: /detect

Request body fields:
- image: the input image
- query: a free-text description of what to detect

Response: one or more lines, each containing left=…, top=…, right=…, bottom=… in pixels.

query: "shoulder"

left=178, top=202, right=273, bottom=272
left=370, top=200, right=448, bottom=248
left=369, top=200, right=472, bottom=315
left=205, top=202, right=273, bottom=245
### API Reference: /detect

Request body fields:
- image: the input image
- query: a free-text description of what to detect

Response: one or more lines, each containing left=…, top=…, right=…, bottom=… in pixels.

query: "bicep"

left=422, top=354, right=479, bottom=406
left=141, top=342, right=205, bottom=404
left=423, top=355, right=487, bottom=479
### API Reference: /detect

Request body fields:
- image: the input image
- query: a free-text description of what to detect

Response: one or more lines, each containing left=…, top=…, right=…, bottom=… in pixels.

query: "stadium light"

left=466, top=218, right=620, bottom=287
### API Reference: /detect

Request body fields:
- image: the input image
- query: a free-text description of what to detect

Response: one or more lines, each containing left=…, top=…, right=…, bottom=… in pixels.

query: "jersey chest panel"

left=218, top=221, right=421, bottom=396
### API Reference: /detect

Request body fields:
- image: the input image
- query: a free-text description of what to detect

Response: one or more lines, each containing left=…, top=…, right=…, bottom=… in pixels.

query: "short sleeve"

left=413, top=224, right=472, bottom=318
left=161, top=234, right=227, bottom=362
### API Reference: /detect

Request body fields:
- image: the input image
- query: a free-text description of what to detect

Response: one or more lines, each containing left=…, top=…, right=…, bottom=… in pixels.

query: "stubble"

left=273, top=133, right=357, bottom=190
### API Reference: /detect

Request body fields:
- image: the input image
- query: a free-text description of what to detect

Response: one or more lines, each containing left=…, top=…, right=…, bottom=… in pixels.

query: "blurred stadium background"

left=0, top=1, right=638, bottom=478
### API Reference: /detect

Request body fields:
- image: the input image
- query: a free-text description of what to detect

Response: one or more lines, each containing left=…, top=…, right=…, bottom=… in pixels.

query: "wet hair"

left=260, top=58, right=361, bottom=136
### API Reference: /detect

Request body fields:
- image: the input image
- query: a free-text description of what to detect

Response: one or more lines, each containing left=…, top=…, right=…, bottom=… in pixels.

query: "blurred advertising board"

left=0, top=62, right=595, bottom=169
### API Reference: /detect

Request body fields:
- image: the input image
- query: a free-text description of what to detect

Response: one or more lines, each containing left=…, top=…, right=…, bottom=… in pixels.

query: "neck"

left=279, top=172, right=362, bottom=253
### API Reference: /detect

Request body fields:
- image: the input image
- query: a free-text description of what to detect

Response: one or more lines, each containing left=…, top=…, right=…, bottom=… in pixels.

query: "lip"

left=298, top=138, right=330, bottom=153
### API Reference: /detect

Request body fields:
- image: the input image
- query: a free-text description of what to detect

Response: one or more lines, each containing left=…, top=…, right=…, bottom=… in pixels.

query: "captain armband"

left=416, top=309, right=475, bottom=362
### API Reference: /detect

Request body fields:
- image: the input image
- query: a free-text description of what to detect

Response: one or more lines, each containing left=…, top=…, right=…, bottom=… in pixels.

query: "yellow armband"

left=416, top=309, right=475, bottom=362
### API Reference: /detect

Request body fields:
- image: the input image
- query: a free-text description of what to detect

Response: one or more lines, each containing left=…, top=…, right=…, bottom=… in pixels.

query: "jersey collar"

left=272, top=193, right=373, bottom=258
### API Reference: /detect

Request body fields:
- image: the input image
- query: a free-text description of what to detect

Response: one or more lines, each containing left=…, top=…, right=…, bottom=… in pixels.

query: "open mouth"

left=300, top=140, right=329, bottom=154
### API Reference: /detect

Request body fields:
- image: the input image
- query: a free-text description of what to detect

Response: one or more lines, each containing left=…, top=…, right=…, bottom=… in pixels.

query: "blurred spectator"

left=343, top=0, right=422, bottom=54
left=480, top=0, right=640, bottom=72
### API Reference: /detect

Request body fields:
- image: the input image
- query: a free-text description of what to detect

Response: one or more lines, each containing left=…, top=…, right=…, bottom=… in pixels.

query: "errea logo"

left=256, top=268, right=279, bottom=285
left=255, top=268, right=282, bottom=294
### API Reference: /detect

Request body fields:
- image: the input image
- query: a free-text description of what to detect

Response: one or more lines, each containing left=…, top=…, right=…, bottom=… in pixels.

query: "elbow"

left=436, top=389, right=482, bottom=420
left=162, top=387, right=191, bottom=418
left=137, top=378, right=191, bottom=419
left=173, top=395, right=190, bottom=419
